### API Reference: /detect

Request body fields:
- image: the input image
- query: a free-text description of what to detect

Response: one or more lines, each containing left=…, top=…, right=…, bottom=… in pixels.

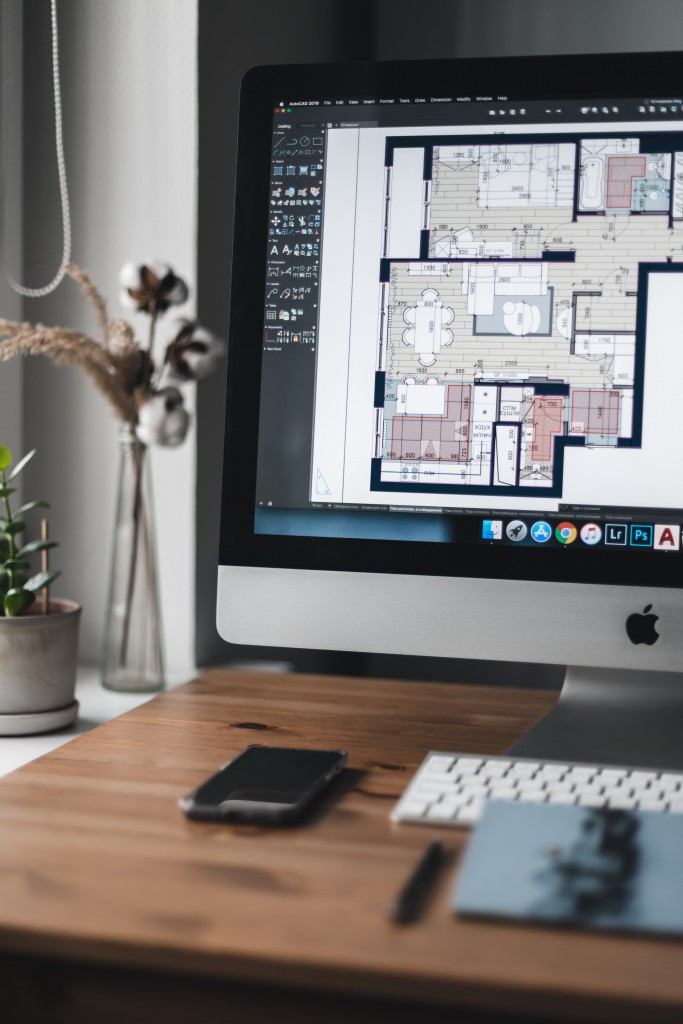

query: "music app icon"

left=580, top=522, right=602, bottom=546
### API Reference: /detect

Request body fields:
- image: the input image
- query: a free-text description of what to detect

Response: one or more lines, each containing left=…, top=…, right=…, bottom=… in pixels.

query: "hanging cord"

left=9, top=0, right=71, bottom=298
left=0, top=0, right=15, bottom=271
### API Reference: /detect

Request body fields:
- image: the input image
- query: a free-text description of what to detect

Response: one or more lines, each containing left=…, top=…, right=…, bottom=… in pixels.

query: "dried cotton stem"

left=0, top=320, right=137, bottom=422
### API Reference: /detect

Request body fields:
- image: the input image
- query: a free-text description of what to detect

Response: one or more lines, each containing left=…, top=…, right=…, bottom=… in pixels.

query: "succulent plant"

left=0, top=445, right=60, bottom=616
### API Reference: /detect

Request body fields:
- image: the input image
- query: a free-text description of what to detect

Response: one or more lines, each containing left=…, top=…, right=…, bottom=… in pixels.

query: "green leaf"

left=0, top=445, right=11, bottom=472
left=0, top=486, right=17, bottom=500
left=4, top=588, right=35, bottom=616
left=0, top=536, right=8, bottom=559
left=17, top=539, right=59, bottom=558
left=13, top=500, right=50, bottom=517
left=0, top=520, right=25, bottom=537
left=24, top=569, right=61, bottom=593
left=3, top=559, right=30, bottom=572
left=7, top=448, right=35, bottom=481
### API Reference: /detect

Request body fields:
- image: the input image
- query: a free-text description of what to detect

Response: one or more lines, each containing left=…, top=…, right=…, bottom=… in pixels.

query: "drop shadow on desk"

left=225, top=768, right=367, bottom=837
left=211, top=645, right=565, bottom=692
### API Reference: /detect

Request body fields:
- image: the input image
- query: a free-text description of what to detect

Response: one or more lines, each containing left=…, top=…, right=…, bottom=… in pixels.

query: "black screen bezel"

left=220, top=51, right=683, bottom=589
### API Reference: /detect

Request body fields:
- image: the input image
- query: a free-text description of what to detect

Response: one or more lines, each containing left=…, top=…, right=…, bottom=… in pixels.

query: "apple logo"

left=625, top=604, right=660, bottom=646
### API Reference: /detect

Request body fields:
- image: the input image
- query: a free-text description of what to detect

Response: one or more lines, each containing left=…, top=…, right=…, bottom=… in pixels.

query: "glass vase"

left=101, top=424, right=165, bottom=692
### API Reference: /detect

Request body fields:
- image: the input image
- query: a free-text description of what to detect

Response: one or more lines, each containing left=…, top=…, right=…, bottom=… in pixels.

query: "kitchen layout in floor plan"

left=372, top=133, right=683, bottom=496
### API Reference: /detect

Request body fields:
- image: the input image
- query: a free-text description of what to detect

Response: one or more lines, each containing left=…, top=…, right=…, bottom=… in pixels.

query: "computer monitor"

left=218, top=52, right=683, bottom=770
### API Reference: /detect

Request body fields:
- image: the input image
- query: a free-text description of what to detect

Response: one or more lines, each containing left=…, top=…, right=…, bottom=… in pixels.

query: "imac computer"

left=218, top=52, right=683, bottom=772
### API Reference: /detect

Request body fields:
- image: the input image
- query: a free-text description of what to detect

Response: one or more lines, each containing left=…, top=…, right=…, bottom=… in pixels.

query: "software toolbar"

left=264, top=128, right=324, bottom=354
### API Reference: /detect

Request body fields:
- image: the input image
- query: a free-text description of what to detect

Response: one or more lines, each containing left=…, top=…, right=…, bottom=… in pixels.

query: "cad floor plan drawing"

left=372, top=133, right=683, bottom=496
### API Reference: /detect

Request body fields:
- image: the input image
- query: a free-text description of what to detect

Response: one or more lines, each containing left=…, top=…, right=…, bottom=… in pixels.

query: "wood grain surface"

left=0, top=669, right=680, bottom=1024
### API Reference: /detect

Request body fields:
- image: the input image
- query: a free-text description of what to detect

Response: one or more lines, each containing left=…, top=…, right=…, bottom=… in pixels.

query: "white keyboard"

left=391, top=752, right=683, bottom=828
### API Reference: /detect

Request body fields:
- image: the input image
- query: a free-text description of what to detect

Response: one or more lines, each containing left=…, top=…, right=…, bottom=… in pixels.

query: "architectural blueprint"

left=373, top=134, right=683, bottom=497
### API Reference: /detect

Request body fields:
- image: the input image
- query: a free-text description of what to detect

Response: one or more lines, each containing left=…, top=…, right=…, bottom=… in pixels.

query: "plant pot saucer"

left=0, top=699, right=79, bottom=737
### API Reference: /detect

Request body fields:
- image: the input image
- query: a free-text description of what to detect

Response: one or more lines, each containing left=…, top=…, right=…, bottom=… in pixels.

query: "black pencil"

left=388, top=838, right=445, bottom=924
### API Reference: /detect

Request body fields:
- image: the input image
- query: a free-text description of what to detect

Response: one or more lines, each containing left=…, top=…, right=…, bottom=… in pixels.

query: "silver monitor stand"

left=509, top=666, right=683, bottom=771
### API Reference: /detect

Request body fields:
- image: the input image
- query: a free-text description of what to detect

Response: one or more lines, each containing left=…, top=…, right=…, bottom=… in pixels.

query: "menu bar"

left=275, top=97, right=683, bottom=128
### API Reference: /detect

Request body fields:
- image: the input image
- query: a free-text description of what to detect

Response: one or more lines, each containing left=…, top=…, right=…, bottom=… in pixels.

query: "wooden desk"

left=0, top=670, right=680, bottom=1024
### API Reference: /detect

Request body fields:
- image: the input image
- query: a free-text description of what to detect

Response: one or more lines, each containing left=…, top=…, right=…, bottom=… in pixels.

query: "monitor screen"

left=221, top=53, right=683, bottom=601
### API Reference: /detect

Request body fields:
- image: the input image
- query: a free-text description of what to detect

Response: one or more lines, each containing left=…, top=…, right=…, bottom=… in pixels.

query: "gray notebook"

left=454, top=800, right=683, bottom=938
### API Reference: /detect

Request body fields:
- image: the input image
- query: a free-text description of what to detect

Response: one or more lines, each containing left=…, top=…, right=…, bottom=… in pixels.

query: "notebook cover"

left=453, top=800, right=683, bottom=938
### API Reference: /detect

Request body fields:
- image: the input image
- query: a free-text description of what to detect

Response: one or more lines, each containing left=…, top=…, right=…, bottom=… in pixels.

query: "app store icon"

left=530, top=521, right=552, bottom=543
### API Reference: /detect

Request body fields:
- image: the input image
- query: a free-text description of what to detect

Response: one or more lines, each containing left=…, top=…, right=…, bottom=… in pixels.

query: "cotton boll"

left=182, top=331, right=225, bottom=379
left=163, top=321, right=226, bottom=382
left=119, top=287, right=139, bottom=310
left=118, top=260, right=190, bottom=314
left=166, top=277, right=189, bottom=306
left=136, top=388, right=190, bottom=447
left=119, top=261, right=143, bottom=289
left=146, top=259, right=172, bottom=281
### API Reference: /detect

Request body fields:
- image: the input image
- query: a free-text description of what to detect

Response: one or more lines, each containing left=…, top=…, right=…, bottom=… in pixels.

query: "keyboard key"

left=489, top=789, right=518, bottom=802
left=548, top=792, right=576, bottom=805
left=519, top=790, right=547, bottom=803
left=399, top=800, right=428, bottom=818
left=420, top=765, right=454, bottom=777
left=426, top=756, right=454, bottom=771
left=639, top=797, right=668, bottom=812
left=516, top=778, right=545, bottom=792
left=455, top=801, right=484, bottom=825
left=412, top=778, right=454, bottom=794
left=544, top=779, right=574, bottom=794
left=573, top=784, right=604, bottom=797
left=459, top=783, right=489, bottom=799
left=607, top=796, right=637, bottom=809
left=488, top=782, right=518, bottom=798
left=428, top=803, right=459, bottom=821
left=578, top=794, right=607, bottom=808
left=509, top=762, right=539, bottom=775
left=440, top=795, right=470, bottom=812
left=628, top=781, right=654, bottom=795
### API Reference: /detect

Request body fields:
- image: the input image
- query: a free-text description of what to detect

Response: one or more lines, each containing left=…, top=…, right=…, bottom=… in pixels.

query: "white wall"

left=21, top=0, right=198, bottom=673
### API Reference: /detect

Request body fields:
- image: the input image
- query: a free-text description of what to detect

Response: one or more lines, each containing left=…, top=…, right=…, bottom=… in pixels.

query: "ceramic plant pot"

left=0, top=598, right=81, bottom=735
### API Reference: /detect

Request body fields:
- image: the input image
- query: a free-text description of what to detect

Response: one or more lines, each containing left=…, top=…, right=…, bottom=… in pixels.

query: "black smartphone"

left=178, top=745, right=348, bottom=824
